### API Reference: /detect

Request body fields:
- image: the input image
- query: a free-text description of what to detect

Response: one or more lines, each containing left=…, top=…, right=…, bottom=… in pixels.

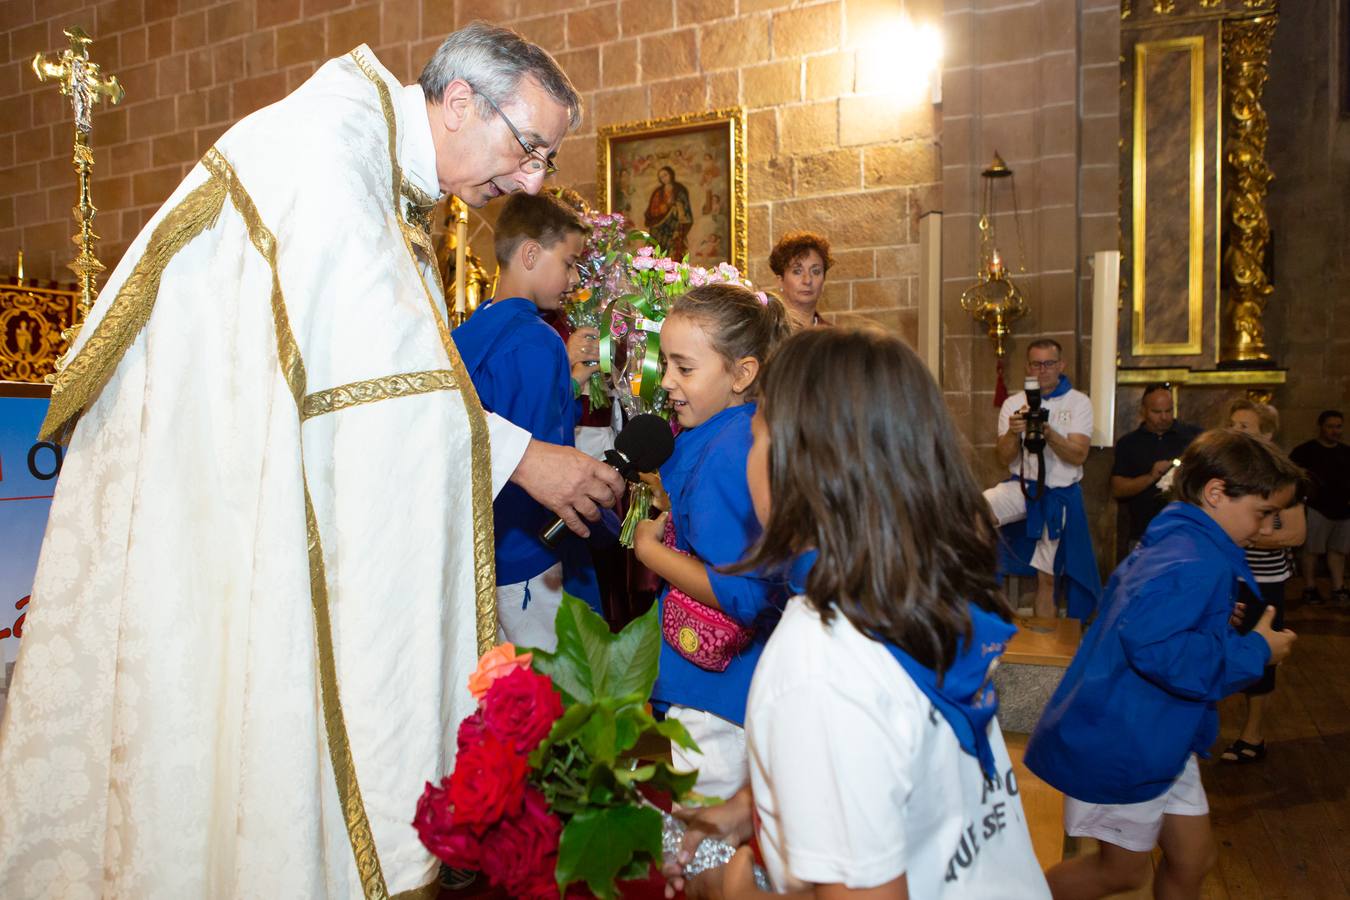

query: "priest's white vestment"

left=0, top=48, right=526, bottom=899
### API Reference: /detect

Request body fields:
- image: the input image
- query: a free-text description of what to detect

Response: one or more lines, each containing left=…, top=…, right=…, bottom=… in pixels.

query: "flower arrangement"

left=414, top=596, right=699, bottom=899
left=600, top=245, right=751, bottom=543
left=566, top=212, right=635, bottom=409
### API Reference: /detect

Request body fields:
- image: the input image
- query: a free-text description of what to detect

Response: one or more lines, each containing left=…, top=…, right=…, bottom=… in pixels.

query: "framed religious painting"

left=597, top=108, right=747, bottom=273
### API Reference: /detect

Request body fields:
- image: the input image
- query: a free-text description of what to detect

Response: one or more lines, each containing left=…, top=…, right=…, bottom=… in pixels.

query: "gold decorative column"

left=1219, top=14, right=1278, bottom=365
left=31, top=26, right=123, bottom=368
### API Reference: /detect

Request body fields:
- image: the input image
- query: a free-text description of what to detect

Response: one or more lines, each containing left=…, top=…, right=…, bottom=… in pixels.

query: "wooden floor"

left=1048, top=593, right=1350, bottom=899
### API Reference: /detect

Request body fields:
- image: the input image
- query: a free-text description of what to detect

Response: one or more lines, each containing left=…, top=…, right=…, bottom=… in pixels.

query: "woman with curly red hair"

left=769, top=231, right=834, bottom=329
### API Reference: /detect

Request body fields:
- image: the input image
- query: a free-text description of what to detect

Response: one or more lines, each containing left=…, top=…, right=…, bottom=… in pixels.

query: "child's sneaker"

left=1303, top=587, right=1326, bottom=606
left=1332, top=588, right=1350, bottom=608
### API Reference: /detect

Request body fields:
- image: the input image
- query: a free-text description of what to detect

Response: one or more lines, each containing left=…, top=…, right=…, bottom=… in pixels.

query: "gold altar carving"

left=0, top=278, right=81, bottom=383
left=31, top=26, right=123, bottom=375
left=1219, top=14, right=1277, bottom=364
left=438, top=197, right=492, bottom=327
left=1124, top=1, right=1276, bottom=24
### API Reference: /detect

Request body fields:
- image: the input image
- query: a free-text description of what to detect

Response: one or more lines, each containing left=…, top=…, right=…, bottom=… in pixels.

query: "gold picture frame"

left=597, top=108, right=747, bottom=273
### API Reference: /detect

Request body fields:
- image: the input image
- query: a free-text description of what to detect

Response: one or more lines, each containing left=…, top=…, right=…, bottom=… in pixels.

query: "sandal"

left=1220, top=739, right=1266, bottom=764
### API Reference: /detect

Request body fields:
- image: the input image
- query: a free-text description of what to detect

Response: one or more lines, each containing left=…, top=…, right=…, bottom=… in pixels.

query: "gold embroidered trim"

left=207, top=147, right=390, bottom=900
left=400, top=182, right=437, bottom=237
left=39, top=171, right=228, bottom=440
left=302, top=369, right=459, bottom=421
left=352, top=47, right=498, bottom=657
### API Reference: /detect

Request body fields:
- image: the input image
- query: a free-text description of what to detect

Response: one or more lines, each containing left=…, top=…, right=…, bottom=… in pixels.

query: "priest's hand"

left=510, top=439, right=623, bottom=538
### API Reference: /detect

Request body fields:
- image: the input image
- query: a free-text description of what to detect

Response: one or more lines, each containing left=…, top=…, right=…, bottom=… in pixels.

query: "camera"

left=1022, top=376, right=1050, bottom=453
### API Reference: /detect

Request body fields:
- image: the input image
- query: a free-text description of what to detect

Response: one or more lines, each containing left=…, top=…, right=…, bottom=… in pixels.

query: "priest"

left=0, top=23, right=621, bottom=899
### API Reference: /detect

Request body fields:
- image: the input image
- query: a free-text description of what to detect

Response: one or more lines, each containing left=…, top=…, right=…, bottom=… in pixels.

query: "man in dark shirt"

left=1110, top=383, right=1202, bottom=544
left=1290, top=409, right=1350, bottom=605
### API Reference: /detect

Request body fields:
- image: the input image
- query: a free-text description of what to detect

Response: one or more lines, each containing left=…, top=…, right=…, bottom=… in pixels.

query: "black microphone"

left=539, top=413, right=676, bottom=548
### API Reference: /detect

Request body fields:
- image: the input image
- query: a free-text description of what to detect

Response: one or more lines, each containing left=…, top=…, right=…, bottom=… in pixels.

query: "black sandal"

left=1220, top=739, right=1266, bottom=764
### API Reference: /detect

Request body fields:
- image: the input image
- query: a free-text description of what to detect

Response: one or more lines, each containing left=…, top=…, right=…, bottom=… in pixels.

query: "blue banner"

left=0, top=389, right=61, bottom=667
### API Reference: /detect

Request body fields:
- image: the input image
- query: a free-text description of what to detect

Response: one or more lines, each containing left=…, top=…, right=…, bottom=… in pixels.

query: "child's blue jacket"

left=1024, top=502, right=1270, bottom=804
left=451, top=298, right=587, bottom=584
left=650, top=403, right=785, bottom=725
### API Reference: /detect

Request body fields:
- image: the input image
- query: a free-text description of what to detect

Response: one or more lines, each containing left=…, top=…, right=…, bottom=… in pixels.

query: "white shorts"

left=983, top=479, right=1064, bottom=574
left=667, top=705, right=748, bottom=802
left=496, top=562, right=564, bottom=653
left=1064, top=755, right=1209, bottom=852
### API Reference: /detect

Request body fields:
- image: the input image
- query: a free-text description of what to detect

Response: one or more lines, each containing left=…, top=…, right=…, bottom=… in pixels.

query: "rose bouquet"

left=414, top=596, right=699, bottom=899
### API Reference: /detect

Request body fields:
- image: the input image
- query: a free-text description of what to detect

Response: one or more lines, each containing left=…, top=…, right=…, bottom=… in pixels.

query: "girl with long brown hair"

left=668, top=327, right=1048, bottom=900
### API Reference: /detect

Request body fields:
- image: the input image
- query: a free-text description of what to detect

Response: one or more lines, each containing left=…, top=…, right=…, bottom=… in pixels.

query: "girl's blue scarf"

left=789, top=552, right=1015, bottom=780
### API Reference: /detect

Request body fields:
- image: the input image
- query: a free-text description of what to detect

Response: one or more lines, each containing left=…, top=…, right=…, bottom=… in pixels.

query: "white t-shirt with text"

left=745, top=598, right=1050, bottom=899
left=998, top=388, right=1093, bottom=487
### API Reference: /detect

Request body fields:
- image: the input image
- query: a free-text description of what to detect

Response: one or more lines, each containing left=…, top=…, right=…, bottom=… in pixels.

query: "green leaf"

left=529, top=595, right=661, bottom=706
left=577, top=703, right=618, bottom=765
left=618, top=857, right=653, bottom=882
left=529, top=595, right=611, bottom=704
left=633, top=759, right=700, bottom=801
left=604, top=603, right=661, bottom=700
left=613, top=764, right=657, bottom=786
left=651, top=716, right=700, bottom=753
left=557, top=805, right=663, bottom=900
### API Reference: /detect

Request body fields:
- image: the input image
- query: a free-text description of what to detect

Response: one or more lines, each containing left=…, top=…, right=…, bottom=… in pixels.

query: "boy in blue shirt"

left=1026, top=428, right=1301, bottom=899
left=452, top=192, right=605, bottom=651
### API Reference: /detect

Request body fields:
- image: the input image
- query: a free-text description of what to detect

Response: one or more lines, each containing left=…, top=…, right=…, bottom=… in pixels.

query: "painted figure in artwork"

left=645, top=165, right=694, bottom=261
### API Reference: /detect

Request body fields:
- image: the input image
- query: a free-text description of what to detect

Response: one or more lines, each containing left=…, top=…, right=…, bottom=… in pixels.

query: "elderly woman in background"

left=769, top=230, right=834, bottom=329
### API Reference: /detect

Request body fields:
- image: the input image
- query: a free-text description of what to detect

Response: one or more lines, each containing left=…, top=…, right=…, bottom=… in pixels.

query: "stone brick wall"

left=456, top=0, right=945, bottom=337
left=940, top=0, right=1085, bottom=483
left=1264, top=0, right=1350, bottom=442
left=0, top=0, right=943, bottom=339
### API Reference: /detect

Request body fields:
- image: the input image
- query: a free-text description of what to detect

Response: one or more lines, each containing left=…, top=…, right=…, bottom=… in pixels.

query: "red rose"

left=480, top=786, right=562, bottom=898
left=412, top=779, right=481, bottom=868
left=448, top=733, right=529, bottom=831
left=482, top=667, right=564, bottom=754
left=456, top=710, right=487, bottom=753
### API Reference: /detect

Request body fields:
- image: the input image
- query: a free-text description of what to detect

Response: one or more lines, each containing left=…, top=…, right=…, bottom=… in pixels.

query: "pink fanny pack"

left=660, top=517, right=754, bottom=672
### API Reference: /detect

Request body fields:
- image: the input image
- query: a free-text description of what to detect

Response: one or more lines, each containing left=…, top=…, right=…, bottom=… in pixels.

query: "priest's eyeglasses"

left=478, top=91, right=558, bottom=176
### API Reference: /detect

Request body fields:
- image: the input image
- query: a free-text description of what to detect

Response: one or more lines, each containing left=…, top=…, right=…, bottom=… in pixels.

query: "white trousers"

left=668, top=705, right=748, bottom=801
left=496, top=562, right=565, bottom=653
left=983, top=480, right=1063, bottom=575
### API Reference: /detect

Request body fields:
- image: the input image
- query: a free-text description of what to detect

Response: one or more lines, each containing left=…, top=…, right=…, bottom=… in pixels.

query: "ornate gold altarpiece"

left=0, top=271, right=79, bottom=385
left=1119, top=0, right=1283, bottom=410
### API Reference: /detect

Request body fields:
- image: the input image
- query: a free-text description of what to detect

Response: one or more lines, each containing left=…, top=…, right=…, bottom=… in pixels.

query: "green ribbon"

left=637, top=330, right=662, bottom=406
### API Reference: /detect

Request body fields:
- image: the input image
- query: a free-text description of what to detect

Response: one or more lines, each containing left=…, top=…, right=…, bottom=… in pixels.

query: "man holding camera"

left=985, top=339, right=1098, bottom=618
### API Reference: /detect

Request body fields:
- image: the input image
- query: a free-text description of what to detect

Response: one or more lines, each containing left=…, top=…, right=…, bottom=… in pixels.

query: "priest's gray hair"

left=419, top=22, right=582, bottom=130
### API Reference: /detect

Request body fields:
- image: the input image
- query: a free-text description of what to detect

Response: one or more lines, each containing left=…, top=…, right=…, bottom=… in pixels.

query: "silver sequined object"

left=660, top=812, right=772, bottom=890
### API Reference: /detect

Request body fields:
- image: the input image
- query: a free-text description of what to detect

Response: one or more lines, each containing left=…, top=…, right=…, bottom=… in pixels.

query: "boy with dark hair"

left=1026, top=428, right=1301, bottom=900
left=452, top=191, right=606, bottom=651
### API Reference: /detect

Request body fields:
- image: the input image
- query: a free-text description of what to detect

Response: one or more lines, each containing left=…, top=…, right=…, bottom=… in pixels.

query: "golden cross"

left=32, top=26, right=124, bottom=135
left=31, top=26, right=124, bottom=375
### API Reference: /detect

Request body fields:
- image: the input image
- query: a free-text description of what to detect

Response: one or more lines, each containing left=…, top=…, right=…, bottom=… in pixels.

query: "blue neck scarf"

left=1044, top=373, right=1072, bottom=399
left=877, top=606, right=1016, bottom=781
left=788, top=551, right=1015, bottom=780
